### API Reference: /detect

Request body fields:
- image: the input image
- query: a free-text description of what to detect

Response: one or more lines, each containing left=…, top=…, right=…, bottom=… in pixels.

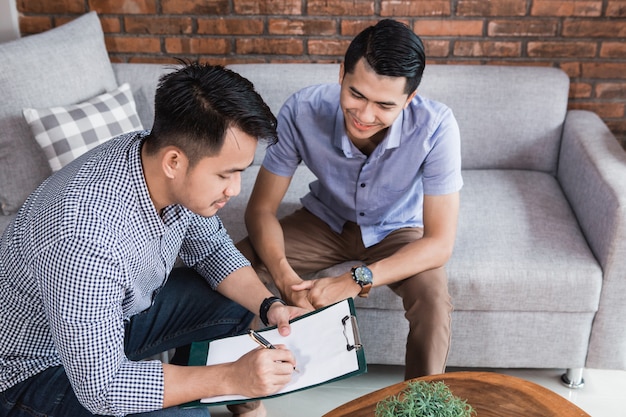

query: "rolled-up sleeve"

left=178, top=213, right=250, bottom=289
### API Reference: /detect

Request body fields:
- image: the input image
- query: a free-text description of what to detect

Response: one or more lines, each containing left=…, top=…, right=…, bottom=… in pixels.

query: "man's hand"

left=278, top=280, right=315, bottom=311
left=229, top=346, right=297, bottom=398
left=291, top=273, right=361, bottom=309
left=265, top=302, right=310, bottom=336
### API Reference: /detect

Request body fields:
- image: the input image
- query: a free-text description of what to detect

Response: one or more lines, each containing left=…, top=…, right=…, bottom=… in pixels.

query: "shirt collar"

left=128, top=133, right=166, bottom=239
left=334, top=107, right=405, bottom=158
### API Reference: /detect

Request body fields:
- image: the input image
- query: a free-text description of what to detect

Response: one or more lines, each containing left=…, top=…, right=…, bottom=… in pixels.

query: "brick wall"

left=17, top=0, right=626, bottom=145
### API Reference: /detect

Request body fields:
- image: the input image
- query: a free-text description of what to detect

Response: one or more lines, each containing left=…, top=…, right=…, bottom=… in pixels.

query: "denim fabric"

left=0, top=267, right=253, bottom=416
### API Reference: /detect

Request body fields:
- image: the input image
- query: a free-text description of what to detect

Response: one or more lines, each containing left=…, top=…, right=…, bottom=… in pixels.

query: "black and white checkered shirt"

left=0, top=131, right=250, bottom=416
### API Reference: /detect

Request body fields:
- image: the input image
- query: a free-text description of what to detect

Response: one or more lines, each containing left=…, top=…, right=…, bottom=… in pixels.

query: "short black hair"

left=144, top=61, right=277, bottom=166
left=343, top=19, right=426, bottom=95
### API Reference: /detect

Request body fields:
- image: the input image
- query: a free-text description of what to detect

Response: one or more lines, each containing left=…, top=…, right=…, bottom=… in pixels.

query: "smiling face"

left=339, top=58, right=417, bottom=147
left=169, top=127, right=257, bottom=218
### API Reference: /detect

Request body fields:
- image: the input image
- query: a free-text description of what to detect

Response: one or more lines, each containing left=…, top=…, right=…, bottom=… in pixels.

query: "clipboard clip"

left=342, top=315, right=362, bottom=351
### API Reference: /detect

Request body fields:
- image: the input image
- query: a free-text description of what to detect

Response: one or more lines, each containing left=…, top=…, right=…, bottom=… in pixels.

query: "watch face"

left=354, top=266, right=373, bottom=285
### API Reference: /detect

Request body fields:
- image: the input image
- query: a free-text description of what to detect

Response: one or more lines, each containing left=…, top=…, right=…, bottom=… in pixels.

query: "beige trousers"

left=237, top=208, right=452, bottom=379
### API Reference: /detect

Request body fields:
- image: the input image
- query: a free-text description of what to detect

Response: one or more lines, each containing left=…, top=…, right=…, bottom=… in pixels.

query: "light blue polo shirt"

left=264, top=83, right=463, bottom=248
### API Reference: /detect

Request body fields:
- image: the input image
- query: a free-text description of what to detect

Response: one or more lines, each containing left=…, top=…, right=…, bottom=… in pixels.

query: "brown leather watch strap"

left=358, top=283, right=372, bottom=298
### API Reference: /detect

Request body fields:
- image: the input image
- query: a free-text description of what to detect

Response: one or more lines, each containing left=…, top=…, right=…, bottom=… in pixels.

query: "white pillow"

left=23, top=83, right=143, bottom=172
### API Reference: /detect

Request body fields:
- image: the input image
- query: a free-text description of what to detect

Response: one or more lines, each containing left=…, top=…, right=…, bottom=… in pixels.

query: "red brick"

left=456, top=0, right=527, bottom=16
left=234, top=0, right=301, bottom=15
left=416, top=20, right=484, bottom=37
left=198, top=18, right=264, bottom=35
left=454, top=40, right=522, bottom=57
left=100, top=17, right=121, bottom=33
left=563, top=20, right=626, bottom=37
left=527, top=41, right=596, bottom=58
left=488, top=20, right=557, bottom=37
left=236, top=38, right=304, bottom=55
left=531, top=0, right=602, bottom=17
left=596, top=83, right=626, bottom=99
left=308, top=0, right=374, bottom=16
left=127, top=56, right=179, bottom=64
left=559, top=61, right=583, bottom=78
left=269, top=19, right=337, bottom=36
left=19, top=16, right=53, bottom=34
left=424, top=40, right=451, bottom=57
left=341, top=20, right=378, bottom=36
left=125, top=17, right=193, bottom=35
left=308, top=39, right=351, bottom=56
left=606, top=1, right=626, bottom=17
left=104, top=35, right=161, bottom=53
left=601, top=42, right=626, bottom=58
left=606, top=120, right=626, bottom=142
left=583, top=62, right=626, bottom=79
left=89, top=0, right=157, bottom=14
left=569, top=82, right=593, bottom=99
left=380, top=0, right=451, bottom=17
left=569, top=101, right=624, bottom=118
left=18, top=0, right=85, bottom=14
left=165, top=38, right=230, bottom=54
left=162, top=0, right=229, bottom=14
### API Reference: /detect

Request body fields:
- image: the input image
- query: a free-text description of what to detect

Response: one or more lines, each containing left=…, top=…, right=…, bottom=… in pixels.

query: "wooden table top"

left=322, top=371, right=591, bottom=417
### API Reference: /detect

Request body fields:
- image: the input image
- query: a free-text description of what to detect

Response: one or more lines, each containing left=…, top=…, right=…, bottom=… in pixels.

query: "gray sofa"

left=2, top=12, right=626, bottom=387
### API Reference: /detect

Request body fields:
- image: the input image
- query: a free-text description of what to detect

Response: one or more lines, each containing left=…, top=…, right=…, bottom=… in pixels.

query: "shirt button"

left=359, top=212, right=365, bottom=216
left=360, top=183, right=366, bottom=188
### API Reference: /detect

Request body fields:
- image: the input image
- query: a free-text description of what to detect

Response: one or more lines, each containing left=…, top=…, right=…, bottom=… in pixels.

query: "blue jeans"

left=0, top=267, right=254, bottom=417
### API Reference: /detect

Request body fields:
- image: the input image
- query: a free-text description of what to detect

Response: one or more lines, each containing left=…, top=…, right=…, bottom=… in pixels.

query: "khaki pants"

left=237, top=208, right=452, bottom=379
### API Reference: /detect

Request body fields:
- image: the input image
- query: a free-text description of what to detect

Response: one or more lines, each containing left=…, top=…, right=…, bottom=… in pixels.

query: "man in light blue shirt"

left=239, top=20, right=463, bottom=379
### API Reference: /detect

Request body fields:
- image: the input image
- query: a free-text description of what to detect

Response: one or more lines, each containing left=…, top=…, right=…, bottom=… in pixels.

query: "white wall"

left=0, top=0, right=19, bottom=43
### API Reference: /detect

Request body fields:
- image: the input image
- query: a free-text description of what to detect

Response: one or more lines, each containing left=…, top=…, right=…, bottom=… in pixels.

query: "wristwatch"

left=351, top=265, right=373, bottom=298
left=259, top=296, right=286, bottom=326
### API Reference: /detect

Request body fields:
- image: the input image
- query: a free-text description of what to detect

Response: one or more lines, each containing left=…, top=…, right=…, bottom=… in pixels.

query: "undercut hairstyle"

left=343, top=19, right=426, bottom=95
left=144, top=61, right=277, bottom=167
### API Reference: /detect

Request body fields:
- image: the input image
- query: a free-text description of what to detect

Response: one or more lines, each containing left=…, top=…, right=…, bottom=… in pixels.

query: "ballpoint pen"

left=248, top=329, right=299, bottom=372
left=249, top=329, right=276, bottom=349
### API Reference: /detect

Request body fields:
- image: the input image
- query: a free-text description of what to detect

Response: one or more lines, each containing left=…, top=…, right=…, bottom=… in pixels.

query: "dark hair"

left=343, top=19, right=426, bottom=95
left=144, top=61, right=277, bottom=166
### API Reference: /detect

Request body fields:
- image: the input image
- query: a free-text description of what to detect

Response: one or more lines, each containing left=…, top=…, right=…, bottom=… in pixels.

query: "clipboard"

left=183, top=298, right=366, bottom=408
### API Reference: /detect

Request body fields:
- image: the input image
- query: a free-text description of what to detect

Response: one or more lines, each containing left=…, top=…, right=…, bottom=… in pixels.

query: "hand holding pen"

left=249, top=329, right=299, bottom=373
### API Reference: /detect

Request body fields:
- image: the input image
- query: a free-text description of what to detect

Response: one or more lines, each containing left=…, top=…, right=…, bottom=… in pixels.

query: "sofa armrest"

left=558, top=109, right=626, bottom=369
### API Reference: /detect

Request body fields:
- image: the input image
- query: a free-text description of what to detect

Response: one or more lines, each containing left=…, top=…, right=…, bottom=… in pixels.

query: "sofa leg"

left=560, top=368, right=585, bottom=389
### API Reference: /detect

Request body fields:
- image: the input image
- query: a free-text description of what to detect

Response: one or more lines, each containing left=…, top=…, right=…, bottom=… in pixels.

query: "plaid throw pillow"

left=23, top=83, right=143, bottom=172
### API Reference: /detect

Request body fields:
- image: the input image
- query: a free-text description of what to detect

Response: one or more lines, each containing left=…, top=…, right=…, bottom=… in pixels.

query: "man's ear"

left=404, top=90, right=418, bottom=109
left=339, top=62, right=345, bottom=84
left=162, top=147, right=186, bottom=179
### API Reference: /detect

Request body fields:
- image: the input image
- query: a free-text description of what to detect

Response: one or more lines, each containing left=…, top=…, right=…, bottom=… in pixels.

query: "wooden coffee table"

left=322, top=371, right=590, bottom=417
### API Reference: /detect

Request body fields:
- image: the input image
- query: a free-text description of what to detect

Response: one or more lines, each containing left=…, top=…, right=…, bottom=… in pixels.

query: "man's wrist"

left=259, top=296, right=286, bottom=326
left=350, top=265, right=374, bottom=298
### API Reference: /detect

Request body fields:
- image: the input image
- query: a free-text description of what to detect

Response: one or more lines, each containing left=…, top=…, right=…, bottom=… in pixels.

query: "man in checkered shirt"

left=0, top=63, right=305, bottom=417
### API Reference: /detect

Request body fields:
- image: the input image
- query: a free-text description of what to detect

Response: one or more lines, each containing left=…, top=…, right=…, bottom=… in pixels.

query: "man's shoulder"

left=289, top=83, right=340, bottom=110
left=410, top=94, right=453, bottom=115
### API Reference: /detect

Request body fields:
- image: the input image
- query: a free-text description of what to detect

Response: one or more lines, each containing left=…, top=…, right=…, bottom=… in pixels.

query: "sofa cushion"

left=0, top=11, right=117, bottom=214
left=447, top=170, right=602, bottom=312
left=23, top=83, right=143, bottom=172
left=418, top=65, right=570, bottom=173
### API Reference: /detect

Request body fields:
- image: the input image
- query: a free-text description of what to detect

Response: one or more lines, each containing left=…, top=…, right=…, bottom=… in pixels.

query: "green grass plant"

left=374, top=380, right=476, bottom=417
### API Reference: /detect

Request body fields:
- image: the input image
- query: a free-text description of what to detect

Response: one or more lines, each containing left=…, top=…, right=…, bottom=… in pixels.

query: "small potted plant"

left=375, top=380, right=476, bottom=417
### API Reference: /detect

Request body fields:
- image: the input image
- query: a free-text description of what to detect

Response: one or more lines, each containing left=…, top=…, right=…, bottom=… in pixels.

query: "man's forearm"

left=245, top=210, right=302, bottom=291
left=369, top=235, right=453, bottom=287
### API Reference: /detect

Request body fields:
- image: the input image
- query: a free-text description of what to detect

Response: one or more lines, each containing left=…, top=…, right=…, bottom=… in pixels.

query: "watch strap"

left=259, top=296, right=286, bottom=326
left=358, top=283, right=372, bottom=298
